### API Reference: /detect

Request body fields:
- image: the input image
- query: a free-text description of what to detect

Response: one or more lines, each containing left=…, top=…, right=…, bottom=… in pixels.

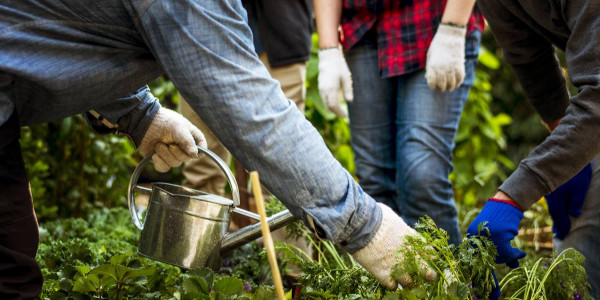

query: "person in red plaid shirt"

left=314, top=0, right=484, bottom=289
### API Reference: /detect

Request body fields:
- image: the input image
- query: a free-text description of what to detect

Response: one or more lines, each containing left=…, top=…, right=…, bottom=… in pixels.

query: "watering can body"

left=128, top=146, right=295, bottom=270
left=138, top=183, right=233, bottom=270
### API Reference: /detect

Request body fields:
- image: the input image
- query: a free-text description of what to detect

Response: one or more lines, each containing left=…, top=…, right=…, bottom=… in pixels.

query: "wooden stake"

left=250, top=171, right=285, bottom=300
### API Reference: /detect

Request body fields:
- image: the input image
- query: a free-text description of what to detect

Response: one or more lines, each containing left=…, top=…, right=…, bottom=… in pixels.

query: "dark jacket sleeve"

left=478, top=0, right=569, bottom=123
left=479, top=0, right=600, bottom=209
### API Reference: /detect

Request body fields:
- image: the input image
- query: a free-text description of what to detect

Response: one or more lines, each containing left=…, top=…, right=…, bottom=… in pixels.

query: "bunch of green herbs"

left=500, top=247, right=591, bottom=300
left=391, top=217, right=498, bottom=300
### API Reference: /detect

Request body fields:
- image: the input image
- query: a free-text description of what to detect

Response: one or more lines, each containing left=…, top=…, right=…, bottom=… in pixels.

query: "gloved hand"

left=318, top=47, right=353, bottom=118
left=352, top=203, right=436, bottom=289
left=545, top=163, right=592, bottom=240
left=467, top=198, right=526, bottom=268
left=139, top=108, right=207, bottom=173
left=425, top=23, right=466, bottom=92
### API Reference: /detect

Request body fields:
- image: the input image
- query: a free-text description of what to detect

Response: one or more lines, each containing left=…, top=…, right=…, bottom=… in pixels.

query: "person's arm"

left=313, top=0, right=353, bottom=117
left=488, top=0, right=600, bottom=210
left=130, top=0, right=430, bottom=289
left=477, top=0, right=573, bottom=209
left=313, top=0, right=342, bottom=49
left=467, top=0, right=571, bottom=274
left=86, top=86, right=160, bottom=146
left=469, top=0, right=600, bottom=274
left=425, top=0, right=477, bottom=92
left=87, top=86, right=206, bottom=173
left=440, top=0, right=476, bottom=25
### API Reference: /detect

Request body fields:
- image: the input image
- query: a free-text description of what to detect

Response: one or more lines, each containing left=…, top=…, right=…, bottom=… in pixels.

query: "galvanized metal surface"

left=220, top=210, right=296, bottom=254
left=128, top=146, right=241, bottom=230
left=137, top=183, right=232, bottom=270
left=127, top=146, right=297, bottom=270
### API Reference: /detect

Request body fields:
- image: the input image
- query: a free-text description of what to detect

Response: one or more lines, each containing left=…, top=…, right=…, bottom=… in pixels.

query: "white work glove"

left=425, top=23, right=467, bottom=92
left=318, top=47, right=354, bottom=118
left=352, top=203, right=436, bottom=289
left=139, top=108, right=207, bottom=173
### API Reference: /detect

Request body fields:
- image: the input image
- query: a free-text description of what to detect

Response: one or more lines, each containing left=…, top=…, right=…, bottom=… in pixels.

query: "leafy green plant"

left=451, top=46, right=514, bottom=207
left=278, top=239, right=385, bottom=299
left=37, top=207, right=280, bottom=299
left=391, top=217, right=498, bottom=300
left=21, top=117, right=138, bottom=221
left=500, top=248, right=591, bottom=300
left=263, top=197, right=385, bottom=298
left=71, top=253, right=157, bottom=299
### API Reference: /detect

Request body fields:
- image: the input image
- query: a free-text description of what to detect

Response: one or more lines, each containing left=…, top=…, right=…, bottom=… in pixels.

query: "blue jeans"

left=345, top=30, right=481, bottom=245
left=0, top=0, right=379, bottom=257
left=554, top=153, right=600, bottom=299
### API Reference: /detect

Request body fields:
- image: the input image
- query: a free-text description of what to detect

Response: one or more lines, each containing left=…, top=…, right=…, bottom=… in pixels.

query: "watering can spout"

left=220, top=210, right=296, bottom=254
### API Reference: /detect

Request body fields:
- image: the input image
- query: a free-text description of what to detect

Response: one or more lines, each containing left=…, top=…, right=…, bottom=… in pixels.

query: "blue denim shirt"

left=0, top=0, right=381, bottom=253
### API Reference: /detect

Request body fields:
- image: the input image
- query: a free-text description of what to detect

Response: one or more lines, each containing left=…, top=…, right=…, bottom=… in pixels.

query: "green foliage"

left=452, top=46, right=514, bottom=207
left=37, top=207, right=279, bottom=300
left=391, top=217, right=498, bottom=300
left=480, top=30, right=548, bottom=166
left=278, top=240, right=386, bottom=299
left=38, top=207, right=590, bottom=299
left=21, top=116, right=137, bottom=221
left=221, top=242, right=282, bottom=288
left=500, top=248, right=592, bottom=300
left=263, top=197, right=387, bottom=298
left=264, top=195, right=306, bottom=241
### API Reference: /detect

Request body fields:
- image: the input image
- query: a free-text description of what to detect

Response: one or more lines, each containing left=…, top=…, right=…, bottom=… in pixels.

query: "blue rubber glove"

left=467, top=199, right=526, bottom=268
left=545, top=163, right=592, bottom=240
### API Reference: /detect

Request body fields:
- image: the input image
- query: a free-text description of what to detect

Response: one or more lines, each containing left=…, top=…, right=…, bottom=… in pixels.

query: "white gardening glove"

left=425, top=23, right=467, bottom=92
left=139, top=108, right=207, bottom=173
left=352, top=203, right=436, bottom=290
left=318, top=47, right=354, bottom=118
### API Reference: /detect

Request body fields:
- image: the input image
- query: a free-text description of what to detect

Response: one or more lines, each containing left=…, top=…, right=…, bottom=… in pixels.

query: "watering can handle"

left=127, top=145, right=241, bottom=230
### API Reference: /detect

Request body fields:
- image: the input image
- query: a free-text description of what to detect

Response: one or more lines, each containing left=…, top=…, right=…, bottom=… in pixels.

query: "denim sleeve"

left=88, top=86, right=160, bottom=147
left=122, top=0, right=381, bottom=252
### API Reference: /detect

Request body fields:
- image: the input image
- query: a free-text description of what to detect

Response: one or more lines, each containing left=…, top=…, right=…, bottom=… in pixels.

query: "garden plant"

left=24, top=30, right=594, bottom=299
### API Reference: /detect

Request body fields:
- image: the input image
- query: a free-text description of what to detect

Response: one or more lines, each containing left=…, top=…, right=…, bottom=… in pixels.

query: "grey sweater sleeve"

left=479, top=0, right=600, bottom=209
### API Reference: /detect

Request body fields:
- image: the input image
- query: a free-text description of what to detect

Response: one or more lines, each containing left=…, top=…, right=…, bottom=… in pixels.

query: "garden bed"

left=37, top=203, right=591, bottom=300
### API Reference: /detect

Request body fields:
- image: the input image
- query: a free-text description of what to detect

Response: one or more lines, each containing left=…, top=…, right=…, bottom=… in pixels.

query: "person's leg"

left=345, top=34, right=397, bottom=211
left=0, top=111, right=43, bottom=299
left=180, top=98, right=232, bottom=196
left=395, top=31, right=480, bottom=245
left=554, top=153, right=600, bottom=299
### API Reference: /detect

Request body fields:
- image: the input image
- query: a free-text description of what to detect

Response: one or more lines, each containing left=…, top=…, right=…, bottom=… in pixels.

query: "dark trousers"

left=0, top=113, right=43, bottom=299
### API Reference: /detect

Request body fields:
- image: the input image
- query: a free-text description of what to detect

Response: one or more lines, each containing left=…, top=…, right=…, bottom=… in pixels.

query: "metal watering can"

left=128, top=146, right=296, bottom=270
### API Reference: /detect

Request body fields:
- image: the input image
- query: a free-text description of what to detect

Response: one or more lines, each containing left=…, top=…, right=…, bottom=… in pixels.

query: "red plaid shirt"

left=341, top=0, right=485, bottom=78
